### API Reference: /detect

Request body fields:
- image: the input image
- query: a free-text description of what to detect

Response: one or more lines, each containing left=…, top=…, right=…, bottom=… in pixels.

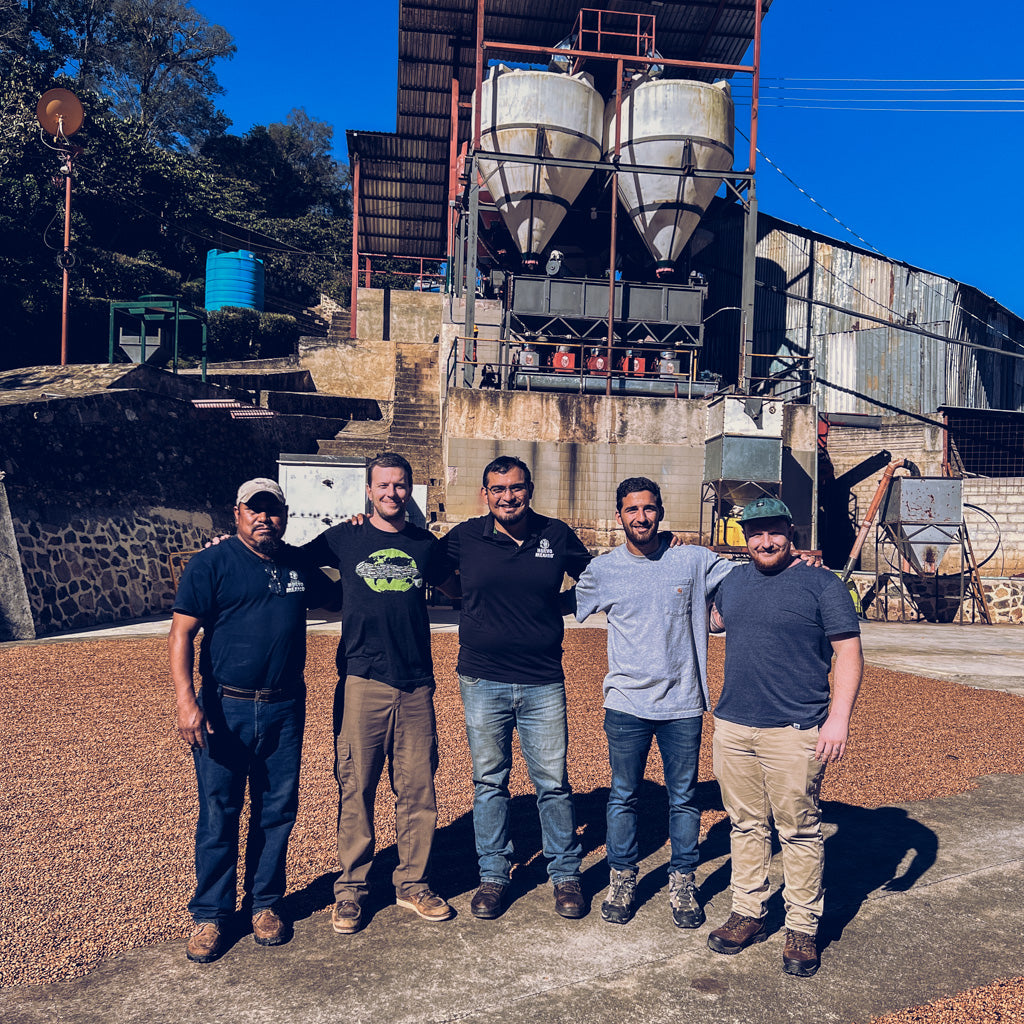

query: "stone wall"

left=0, top=381, right=354, bottom=638
left=850, top=572, right=1024, bottom=624
left=13, top=505, right=214, bottom=635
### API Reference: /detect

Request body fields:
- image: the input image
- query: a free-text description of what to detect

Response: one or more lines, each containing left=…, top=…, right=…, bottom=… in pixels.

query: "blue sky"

left=197, top=0, right=1023, bottom=316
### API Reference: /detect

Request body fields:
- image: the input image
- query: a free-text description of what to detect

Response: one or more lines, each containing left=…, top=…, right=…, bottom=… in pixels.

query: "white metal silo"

left=475, top=66, right=603, bottom=265
left=606, top=79, right=734, bottom=276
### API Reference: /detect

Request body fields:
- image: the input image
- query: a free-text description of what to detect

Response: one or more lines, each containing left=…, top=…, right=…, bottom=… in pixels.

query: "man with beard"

left=170, top=478, right=337, bottom=963
left=707, top=496, right=863, bottom=978
left=440, top=455, right=592, bottom=920
left=300, top=452, right=456, bottom=935
left=574, top=477, right=733, bottom=928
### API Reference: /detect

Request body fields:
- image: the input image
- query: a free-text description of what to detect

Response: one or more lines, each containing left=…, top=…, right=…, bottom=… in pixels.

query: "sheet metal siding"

left=693, top=206, right=1024, bottom=414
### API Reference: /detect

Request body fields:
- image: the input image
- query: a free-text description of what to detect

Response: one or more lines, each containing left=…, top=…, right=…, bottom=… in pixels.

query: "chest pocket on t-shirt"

left=668, top=580, right=693, bottom=617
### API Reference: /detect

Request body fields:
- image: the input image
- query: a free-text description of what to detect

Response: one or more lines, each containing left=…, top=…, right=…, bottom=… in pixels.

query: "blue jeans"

left=458, top=675, right=582, bottom=884
left=189, top=688, right=305, bottom=922
left=603, top=708, right=703, bottom=875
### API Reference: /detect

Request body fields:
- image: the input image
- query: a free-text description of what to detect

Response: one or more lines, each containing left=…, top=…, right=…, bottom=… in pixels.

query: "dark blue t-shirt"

left=173, top=537, right=331, bottom=691
left=300, top=520, right=446, bottom=691
left=713, top=560, right=860, bottom=729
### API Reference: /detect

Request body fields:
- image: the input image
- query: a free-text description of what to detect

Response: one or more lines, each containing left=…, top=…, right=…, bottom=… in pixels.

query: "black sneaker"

left=600, top=868, right=637, bottom=925
left=668, top=870, right=705, bottom=929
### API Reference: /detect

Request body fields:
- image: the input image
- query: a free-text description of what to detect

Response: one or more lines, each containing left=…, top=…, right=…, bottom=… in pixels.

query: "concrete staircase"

left=317, top=341, right=444, bottom=519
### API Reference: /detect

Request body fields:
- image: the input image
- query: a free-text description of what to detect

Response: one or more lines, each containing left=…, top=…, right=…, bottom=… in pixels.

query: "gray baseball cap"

left=236, top=478, right=285, bottom=506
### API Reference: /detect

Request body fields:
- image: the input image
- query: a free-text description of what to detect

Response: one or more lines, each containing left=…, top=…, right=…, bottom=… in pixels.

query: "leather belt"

left=220, top=685, right=297, bottom=703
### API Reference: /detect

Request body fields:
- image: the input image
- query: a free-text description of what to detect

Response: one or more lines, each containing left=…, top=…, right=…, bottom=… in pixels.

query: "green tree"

left=87, top=0, right=235, bottom=149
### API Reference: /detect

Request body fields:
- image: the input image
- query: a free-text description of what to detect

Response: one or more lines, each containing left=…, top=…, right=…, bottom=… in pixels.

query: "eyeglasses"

left=264, top=564, right=286, bottom=595
left=486, top=484, right=528, bottom=496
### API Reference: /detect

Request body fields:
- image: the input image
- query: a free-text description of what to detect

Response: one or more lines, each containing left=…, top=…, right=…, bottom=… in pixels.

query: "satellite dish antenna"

left=36, top=89, right=84, bottom=140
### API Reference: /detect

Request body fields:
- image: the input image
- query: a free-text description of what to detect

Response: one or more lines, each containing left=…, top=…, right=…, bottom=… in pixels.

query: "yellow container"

left=714, top=517, right=744, bottom=547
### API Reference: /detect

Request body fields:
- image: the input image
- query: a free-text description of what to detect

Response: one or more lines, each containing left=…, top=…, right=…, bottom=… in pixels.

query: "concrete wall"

left=445, top=390, right=708, bottom=545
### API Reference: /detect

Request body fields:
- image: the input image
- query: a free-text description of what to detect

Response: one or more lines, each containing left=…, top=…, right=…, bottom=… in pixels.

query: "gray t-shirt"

left=575, top=539, right=734, bottom=720
left=714, top=560, right=860, bottom=729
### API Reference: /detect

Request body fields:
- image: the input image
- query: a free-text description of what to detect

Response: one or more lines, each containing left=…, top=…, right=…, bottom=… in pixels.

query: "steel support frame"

left=456, top=0, right=764, bottom=387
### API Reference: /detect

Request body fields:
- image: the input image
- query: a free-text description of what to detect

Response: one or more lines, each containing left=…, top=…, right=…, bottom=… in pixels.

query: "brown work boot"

left=782, top=928, right=820, bottom=977
left=396, top=888, right=454, bottom=922
left=553, top=878, right=586, bottom=919
left=252, top=907, right=286, bottom=946
left=186, top=921, right=224, bottom=963
left=470, top=881, right=507, bottom=919
left=707, top=912, right=767, bottom=955
left=331, top=900, right=362, bottom=934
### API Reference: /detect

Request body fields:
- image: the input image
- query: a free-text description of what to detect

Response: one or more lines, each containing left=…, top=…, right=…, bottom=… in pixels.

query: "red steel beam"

left=349, top=153, right=360, bottom=339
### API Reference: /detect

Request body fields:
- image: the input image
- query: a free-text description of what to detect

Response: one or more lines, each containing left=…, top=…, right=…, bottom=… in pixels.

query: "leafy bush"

left=206, top=307, right=298, bottom=361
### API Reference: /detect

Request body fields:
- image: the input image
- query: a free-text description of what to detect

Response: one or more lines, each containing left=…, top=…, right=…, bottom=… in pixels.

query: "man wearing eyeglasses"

left=440, top=455, right=592, bottom=920
left=169, top=478, right=338, bottom=964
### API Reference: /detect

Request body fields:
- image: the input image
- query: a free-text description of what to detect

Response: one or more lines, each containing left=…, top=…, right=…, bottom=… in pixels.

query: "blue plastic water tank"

left=205, top=249, right=265, bottom=311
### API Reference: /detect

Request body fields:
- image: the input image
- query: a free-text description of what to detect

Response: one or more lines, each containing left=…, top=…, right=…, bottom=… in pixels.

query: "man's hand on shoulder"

left=794, top=549, right=823, bottom=567
left=204, top=533, right=232, bottom=549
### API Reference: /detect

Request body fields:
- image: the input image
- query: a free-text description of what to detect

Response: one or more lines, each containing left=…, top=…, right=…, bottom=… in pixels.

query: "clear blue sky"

left=197, top=0, right=1023, bottom=316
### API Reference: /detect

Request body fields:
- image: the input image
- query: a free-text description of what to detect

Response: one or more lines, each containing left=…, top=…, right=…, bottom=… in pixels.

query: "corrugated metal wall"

left=693, top=204, right=1024, bottom=416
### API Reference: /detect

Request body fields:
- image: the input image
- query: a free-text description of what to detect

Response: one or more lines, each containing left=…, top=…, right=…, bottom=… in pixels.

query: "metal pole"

left=60, top=165, right=72, bottom=365
left=739, top=181, right=757, bottom=391
left=464, top=152, right=479, bottom=387
left=606, top=58, right=624, bottom=398
left=350, top=153, right=360, bottom=340
left=748, top=0, right=763, bottom=172
left=473, top=0, right=485, bottom=150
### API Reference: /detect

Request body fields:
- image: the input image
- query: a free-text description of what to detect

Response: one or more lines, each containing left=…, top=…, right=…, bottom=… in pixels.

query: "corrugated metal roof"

left=350, top=0, right=774, bottom=258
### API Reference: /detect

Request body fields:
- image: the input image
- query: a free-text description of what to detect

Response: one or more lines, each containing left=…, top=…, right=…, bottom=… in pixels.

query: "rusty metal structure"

left=347, top=0, right=772, bottom=394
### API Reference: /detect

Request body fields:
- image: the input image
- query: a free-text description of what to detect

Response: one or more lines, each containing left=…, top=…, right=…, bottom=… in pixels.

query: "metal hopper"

left=881, top=477, right=963, bottom=574
left=606, top=78, right=734, bottom=276
left=475, top=66, right=604, bottom=266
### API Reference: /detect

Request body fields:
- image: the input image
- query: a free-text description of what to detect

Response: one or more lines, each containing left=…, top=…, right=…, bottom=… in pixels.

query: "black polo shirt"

left=441, top=509, right=592, bottom=685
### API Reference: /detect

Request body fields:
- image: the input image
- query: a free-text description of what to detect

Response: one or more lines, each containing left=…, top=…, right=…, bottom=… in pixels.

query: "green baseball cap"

left=738, top=496, right=792, bottom=523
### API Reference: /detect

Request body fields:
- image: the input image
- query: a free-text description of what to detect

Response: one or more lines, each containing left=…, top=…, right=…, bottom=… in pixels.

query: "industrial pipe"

left=840, top=458, right=921, bottom=582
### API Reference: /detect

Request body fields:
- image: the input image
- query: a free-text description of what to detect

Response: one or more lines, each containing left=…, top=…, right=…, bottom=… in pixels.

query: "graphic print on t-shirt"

left=356, top=547, right=424, bottom=592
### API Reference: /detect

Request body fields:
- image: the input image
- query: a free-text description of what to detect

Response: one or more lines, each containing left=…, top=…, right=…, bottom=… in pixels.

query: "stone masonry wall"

left=14, top=506, right=215, bottom=634
left=0, top=384, right=353, bottom=637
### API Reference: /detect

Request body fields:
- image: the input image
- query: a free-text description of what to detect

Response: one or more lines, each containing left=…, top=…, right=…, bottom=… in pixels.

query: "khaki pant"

left=712, top=716, right=827, bottom=935
left=334, top=676, right=438, bottom=903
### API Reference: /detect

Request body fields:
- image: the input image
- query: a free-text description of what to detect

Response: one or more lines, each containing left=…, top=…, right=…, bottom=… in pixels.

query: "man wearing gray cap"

left=169, top=478, right=337, bottom=964
left=707, top=496, right=863, bottom=978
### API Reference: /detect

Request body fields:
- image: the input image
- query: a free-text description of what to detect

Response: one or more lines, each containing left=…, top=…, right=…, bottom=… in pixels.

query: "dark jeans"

left=188, top=687, right=305, bottom=922
left=603, top=708, right=703, bottom=875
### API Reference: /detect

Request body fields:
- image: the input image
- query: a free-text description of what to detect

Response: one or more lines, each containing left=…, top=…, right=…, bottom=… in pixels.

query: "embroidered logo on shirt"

left=534, top=537, right=554, bottom=558
left=356, top=548, right=424, bottom=592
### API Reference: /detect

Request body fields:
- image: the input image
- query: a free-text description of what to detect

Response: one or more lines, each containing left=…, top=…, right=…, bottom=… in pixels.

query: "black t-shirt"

left=173, top=537, right=331, bottom=691
left=301, top=520, right=446, bottom=690
left=440, top=510, right=592, bottom=685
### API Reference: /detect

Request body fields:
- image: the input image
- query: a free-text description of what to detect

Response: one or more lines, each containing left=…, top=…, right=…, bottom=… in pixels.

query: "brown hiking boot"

left=782, top=928, right=820, bottom=977
left=252, top=907, right=286, bottom=946
left=707, top=912, right=767, bottom=955
left=470, top=881, right=507, bottom=919
left=186, top=921, right=224, bottom=963
left=553, top=878, right=586, bottom=919
left=331, top=900, right=362, bottom=934
left=396, top=888, right=454, bottom=922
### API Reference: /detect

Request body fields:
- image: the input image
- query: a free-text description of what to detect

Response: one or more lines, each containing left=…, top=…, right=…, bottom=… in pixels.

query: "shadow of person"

left=819, top=802, right=938, bottom=946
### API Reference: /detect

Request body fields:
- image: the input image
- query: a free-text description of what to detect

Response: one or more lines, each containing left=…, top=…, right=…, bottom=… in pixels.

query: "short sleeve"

left=820, top=573, right=861, bottom=637
left=298, top=529, right=337, bottom=570
left=563, top=526, right=592, bottom=581
left=438, top=525, right=461, bottom=575
left=172, top=552, right=216, bottom=619
left=573, top=561, right=602, bottom=621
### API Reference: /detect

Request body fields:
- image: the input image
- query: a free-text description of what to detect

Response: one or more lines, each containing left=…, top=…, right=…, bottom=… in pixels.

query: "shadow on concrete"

left=821, top=802, right=938, bottom=945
